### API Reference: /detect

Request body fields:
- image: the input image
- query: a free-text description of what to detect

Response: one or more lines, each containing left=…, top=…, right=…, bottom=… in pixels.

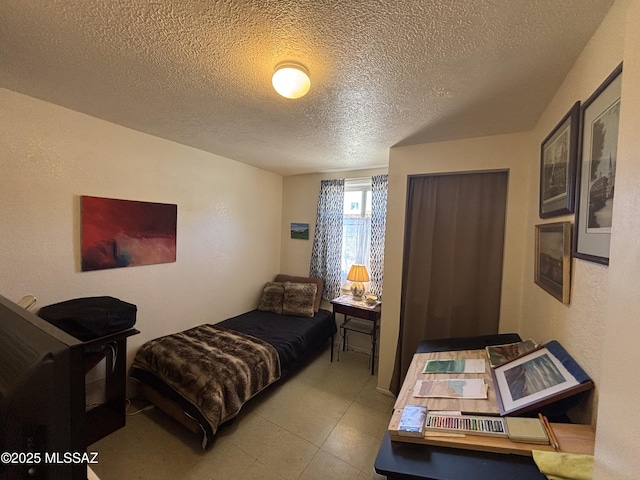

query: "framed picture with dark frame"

left=290, top=222, right=310, bottom=240
left=534, top=222, right=571, bottom=304
left=539, top=101, right=580, bottom=218
left=574, top=63, right=623, bottom=265
left=492, top=344, right=593, bottom=416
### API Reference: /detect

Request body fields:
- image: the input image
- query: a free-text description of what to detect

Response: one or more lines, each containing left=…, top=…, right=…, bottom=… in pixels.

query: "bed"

left=129, top=275, right=336, bottom=448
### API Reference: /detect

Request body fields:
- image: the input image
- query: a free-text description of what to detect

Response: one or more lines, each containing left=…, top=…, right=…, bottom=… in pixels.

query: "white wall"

left=378, top=133, right=533, bottom=394
left=0, top=88, right=283, bottom=369
left=593, top=1, right=640, bottom=477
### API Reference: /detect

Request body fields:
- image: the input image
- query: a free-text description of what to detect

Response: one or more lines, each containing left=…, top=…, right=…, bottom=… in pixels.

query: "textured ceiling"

left=0, top=1, right=615, bottom=176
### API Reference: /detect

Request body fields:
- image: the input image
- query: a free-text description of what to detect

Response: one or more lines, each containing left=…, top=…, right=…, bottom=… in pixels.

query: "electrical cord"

left=125, top=398, right=154, bottom=416
left=107, top=343, right=117, bottom=372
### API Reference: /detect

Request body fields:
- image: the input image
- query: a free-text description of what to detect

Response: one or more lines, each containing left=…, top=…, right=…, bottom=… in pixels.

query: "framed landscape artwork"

left=492, top=346, right=587, bottom=415
left=290, top=222, right=309, bottom=240
left=574, top=63, right=623, bottom=265
left=539, top=101, right=580, bottom=218
left=534, top=222, right=571, bottom=304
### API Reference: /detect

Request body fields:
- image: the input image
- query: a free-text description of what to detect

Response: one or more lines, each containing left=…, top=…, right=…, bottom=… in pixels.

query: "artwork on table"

left=413, top=379, right=488, bottom=399
left=81, top=196, right=177, bottom=271
left=492, top=346, right=590, bottom=415
left=423, top=359, right=485, bottom=374
left=539, top=101, right=580, bottom=218
left=534, top=222, right=571, bottom=304
left=485, top=339, right=539, bottom=369
left=290, top=222, right=309, bottom=240
left=574, top=63, right=623, bottom=265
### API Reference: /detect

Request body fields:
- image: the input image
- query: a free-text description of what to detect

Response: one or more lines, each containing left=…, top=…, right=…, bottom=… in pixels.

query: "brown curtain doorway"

left=390, top=171, right=508, bottom=394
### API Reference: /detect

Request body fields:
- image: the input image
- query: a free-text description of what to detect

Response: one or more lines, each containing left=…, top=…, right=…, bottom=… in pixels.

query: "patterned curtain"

left=310, top=179, right=345, bottom=300
left=370, top=174, right=388, bottom=299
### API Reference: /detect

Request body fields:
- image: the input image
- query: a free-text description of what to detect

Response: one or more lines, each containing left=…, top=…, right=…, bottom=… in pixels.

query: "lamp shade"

left=272, top=62, right=311, bottom=99
left=347, top=264, right=369, bottom=283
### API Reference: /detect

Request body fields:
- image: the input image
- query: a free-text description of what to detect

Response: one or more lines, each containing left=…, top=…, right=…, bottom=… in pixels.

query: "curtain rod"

left=345, top=176, right=372, bottom=183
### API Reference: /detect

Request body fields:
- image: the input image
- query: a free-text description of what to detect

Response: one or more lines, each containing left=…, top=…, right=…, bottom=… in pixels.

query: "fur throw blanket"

left=131, top=324, right=281, bottom=442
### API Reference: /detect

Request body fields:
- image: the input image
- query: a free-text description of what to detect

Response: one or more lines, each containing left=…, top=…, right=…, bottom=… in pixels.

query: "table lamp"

left=347, top=264, right=369, bottom=300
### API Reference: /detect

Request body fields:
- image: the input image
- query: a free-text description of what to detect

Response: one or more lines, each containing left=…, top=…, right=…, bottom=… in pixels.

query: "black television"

left=0, top=294, right=87, bottom=480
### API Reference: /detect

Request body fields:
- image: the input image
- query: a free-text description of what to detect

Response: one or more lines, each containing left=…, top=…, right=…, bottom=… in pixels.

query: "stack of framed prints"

left=491, top=341, right=593, bottom=416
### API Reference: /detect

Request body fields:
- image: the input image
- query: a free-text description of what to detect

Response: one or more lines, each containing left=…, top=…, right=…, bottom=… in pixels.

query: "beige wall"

left=593, top=1, right=640, bottom=477
left=519, top=0, right=629, bottom=426
left=378, top=133, right=533, bottom=394
left=0, top=88, right=283, bottom=368
left=280, top=168, right=388, bottom=282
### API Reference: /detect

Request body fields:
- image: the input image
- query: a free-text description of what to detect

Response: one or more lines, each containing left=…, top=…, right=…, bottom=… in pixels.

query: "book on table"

left=504, top=417, right=550, bottom=444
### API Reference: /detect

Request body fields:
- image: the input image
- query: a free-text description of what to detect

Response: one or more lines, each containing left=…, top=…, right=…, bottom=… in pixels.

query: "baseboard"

left=375, top=387, right=395, bottom=398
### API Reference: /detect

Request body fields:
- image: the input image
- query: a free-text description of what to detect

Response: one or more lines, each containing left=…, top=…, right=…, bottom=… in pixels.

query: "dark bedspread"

left=219, top=308, right=336, bottom=378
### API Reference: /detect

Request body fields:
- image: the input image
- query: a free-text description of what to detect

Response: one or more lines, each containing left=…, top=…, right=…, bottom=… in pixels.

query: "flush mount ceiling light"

left=272, top=62, right=311, bottom=99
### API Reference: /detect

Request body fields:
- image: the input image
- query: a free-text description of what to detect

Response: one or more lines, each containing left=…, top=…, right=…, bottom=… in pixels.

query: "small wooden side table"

left=331, top=295, right=382, bottom=375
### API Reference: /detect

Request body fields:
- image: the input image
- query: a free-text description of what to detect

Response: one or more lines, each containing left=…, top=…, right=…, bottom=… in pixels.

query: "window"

left=310, top=174, right=386, bottom=301
left=341, top=180, right=372, bottom=284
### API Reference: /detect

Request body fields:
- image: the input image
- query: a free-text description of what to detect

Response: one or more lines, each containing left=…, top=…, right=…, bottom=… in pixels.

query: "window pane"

left=341, top=185, right=373, bottom=285
left=341, top=217, right=371, bottom=280
left=344, top=191, right=363, bottom=216
left=365, top=190, right=372, bottom=217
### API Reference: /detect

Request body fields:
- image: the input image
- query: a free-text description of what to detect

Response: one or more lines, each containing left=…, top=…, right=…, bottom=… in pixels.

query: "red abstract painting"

left=81, top=196, right=177, bottom=271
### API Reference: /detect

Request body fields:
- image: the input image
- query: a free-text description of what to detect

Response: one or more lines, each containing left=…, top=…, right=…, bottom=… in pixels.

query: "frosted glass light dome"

left=272, top=63, right=311, bottom=99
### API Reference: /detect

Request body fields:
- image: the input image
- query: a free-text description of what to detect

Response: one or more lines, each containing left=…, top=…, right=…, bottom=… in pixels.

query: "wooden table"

left=393, top=348, right=500, bottom=415
left=389, top=347, right=594, bottom=456
left=331, top=295, right=381, bottom=375
left=375, top=334, right=595, bottom=480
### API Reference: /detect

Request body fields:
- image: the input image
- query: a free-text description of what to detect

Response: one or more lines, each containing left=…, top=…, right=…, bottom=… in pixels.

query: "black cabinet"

left=80, top=328, right=139, bottom=446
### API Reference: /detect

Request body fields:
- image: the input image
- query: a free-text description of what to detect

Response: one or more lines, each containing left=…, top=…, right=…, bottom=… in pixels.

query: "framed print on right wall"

left=574, top=63, right=623, bottom=265
left=539, top=101, right=580, bottom=218
left=535, top=222, right=572, bottom=304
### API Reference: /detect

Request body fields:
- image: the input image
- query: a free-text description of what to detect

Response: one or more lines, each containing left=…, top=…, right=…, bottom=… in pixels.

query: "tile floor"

left=90, top=346, right=394, bottom=480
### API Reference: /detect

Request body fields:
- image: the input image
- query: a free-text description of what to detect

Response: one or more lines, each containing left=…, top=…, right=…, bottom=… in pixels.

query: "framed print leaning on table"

left=492, top=343, right=593, bottom=416
left=574, top=63, right=623, bottom=265
left=539, top=102, right=580, bottom=218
